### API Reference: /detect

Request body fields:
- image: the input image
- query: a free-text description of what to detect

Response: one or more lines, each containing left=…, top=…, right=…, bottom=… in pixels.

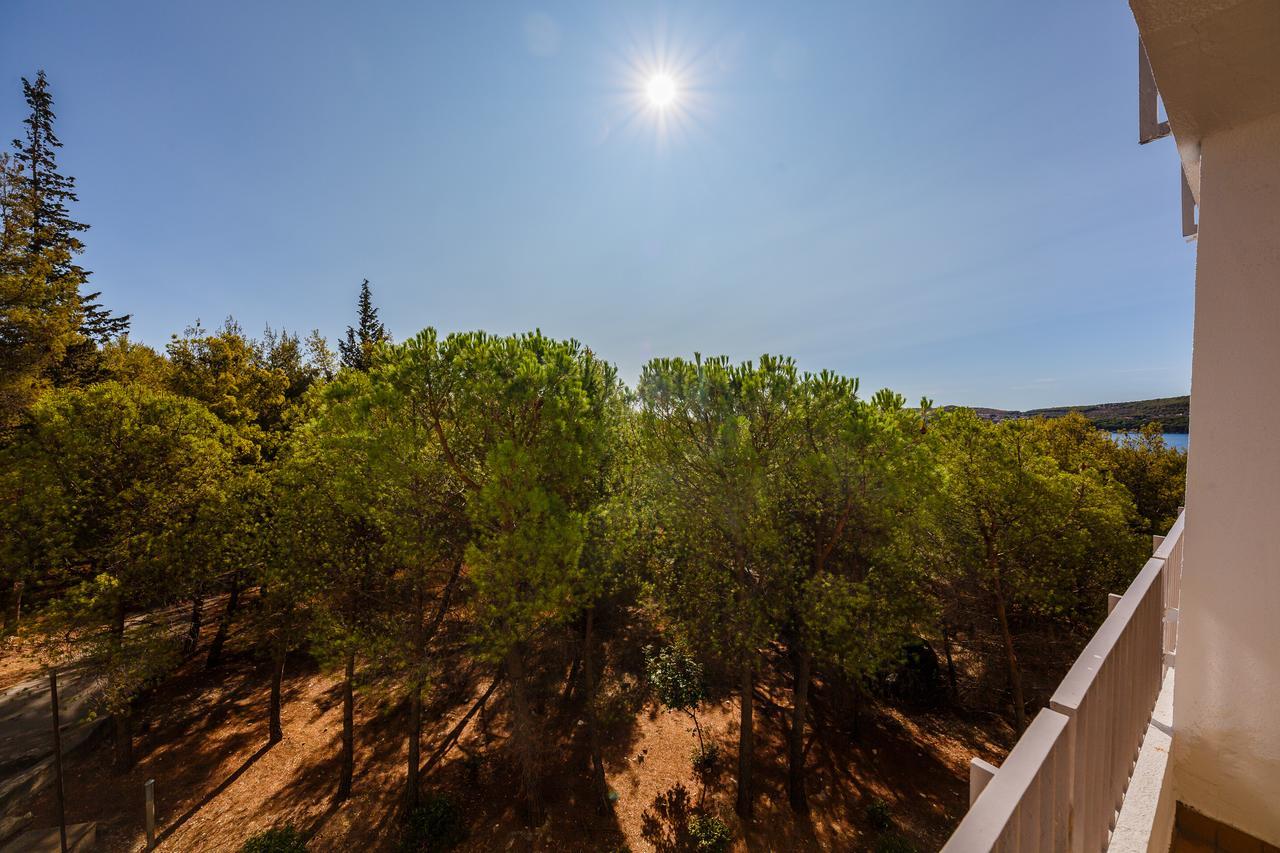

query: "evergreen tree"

left=776, top=377, right=934, bottom=813
left=5, top=71, right=128, bottom=393
left=636, top=353, right=800, bottom=819
left=11, top=71, right=86, bottom=272
left=338, top=279, right=389, bottom=371
left=11, top=383, right=236, bottom=769
left=387, top=329, right=619, bottom=826
left=0, top=145, right=79, bottom=427
left=925, top=410, right=1146, bottom=731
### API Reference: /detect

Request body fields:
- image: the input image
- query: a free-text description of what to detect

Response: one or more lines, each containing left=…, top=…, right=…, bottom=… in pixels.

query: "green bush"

left=240, top=827, right=307, bottom=853
left=874, top=832, right=920, bottom=853
left=688, top=813, right=732, bottom=853
left=865, top=796, right=893, bottom=832
left=401, top=794, right=466, bottom=852
left=691, top=741, right=721, bottom=775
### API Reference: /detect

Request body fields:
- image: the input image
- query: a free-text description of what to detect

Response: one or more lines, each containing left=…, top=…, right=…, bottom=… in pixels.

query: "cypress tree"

left=338, top=278, right=389, bottom=371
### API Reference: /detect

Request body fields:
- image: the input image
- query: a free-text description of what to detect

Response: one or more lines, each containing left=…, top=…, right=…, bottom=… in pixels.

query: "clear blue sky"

left=1, top=1, right=1194, bottom=409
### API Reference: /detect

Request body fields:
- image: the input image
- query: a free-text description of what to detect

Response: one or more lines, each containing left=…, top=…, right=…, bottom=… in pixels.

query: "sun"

left=645, top=73, right=678, bottom=108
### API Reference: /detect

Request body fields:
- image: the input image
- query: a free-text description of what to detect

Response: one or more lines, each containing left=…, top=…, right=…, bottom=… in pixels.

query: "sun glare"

left=603, top=22, right=708, bottom=149
left=646, top=73, right=678, bottom=108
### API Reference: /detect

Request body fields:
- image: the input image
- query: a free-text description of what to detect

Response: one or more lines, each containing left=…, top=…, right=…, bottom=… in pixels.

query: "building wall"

left=1175, top=108, right=1280, bottom=845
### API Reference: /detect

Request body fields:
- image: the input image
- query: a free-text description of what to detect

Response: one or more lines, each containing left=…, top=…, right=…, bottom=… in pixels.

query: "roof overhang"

left=1130, top=0, right=1280, bottom=202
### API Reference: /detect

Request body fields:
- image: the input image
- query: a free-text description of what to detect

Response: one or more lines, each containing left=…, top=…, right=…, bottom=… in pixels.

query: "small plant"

left=688, top=813, right=732, bottom=853
left=865, top=796, right=893, bottom=832
left=644, top=642, right=708, bottom=753
left=240, top=827, right=307, bottom=853
left=691, top=741, right=721, bottom=776
left=401, top=794, right=466, bottom=852
left=874, top=832, right=920, bottom=853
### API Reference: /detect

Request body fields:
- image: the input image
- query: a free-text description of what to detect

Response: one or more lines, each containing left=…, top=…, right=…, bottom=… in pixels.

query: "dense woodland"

left=0, top=74, right=1187, bottom=850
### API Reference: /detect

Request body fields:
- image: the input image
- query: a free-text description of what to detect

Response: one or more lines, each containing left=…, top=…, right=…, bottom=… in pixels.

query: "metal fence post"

left=50, top=671, right=68, bottom=853
left=145, top=778, right=156, bottom=850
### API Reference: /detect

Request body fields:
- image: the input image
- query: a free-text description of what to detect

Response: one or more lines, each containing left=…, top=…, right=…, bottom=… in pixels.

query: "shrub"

left=240, top=827, right=307, bottom=853
left=688, top=813, right=732, bottom=853
left=874, top=832, right=920, bottom=853
left=865, top=797, right=893, bottom=832
left=691, top=741, right=721, bottom=776
left=401, top=794, right=466, bottom=852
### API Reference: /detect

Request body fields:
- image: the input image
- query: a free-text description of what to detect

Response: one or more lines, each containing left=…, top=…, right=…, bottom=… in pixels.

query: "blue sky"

left=0, top=1, right=1194, bottom=409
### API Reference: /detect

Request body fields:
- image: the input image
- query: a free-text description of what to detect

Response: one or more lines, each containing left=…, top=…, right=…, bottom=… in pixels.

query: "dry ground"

left=4, top=608, right=1017, bottom=853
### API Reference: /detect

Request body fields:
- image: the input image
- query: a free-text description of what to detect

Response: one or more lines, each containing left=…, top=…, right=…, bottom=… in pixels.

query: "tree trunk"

left=993, top=584, right=1026, bottom=732
left=787, top=647, right=811, bottom=814
left=183, top=591, right=203, bottom=657
left=205, top=578, right=240, bottom=669
left=505, top=645, right=544, bottom=827
left=407, top=679, right=422, bottom=811
left=337, top=651, right=355, bottom=801
left=1, top=579, right=22, bottom=635
left=112, top=597, right=132, bottom=771
left=113, top=709, right=133, bottom=772
left=849, top=679, right=862, bottom=740
left=942, top=624, right=959, bottom=699
left=561, top=649, right=582, bottom=706
left=268, top=646, right=286, bottom=744
left=735, top=657, right=754, bottom=819
left=582, top=609, right=610, bottom=814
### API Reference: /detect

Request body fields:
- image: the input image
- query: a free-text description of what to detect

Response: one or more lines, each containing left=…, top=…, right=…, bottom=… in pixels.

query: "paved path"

left=0, top=671, right=98, bottom=775
left=0, top=671, right=104, bottom=843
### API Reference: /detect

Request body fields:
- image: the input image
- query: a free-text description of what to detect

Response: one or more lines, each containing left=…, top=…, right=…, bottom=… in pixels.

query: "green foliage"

left=1107, top=422, right=1187, bottom=535
left=166, top=319, right=297, bottom=454
left=8, top=382, right=237, bottom=710
left=384, top=328, right=621, bottom=660
left=98, top=337, right=170, bottom=389
left=925, top=409, right=1147, bottom=728
left=3, top=71, right=128, bottom=394
left=636, top=352, right=799, bottom=660
left=691, top=741, right=722, bottom=776
left=784, top=374, right=935, bottom=680
left=401, top=794, right=466, bottom=852
left=239, top=826, right=307, bottom=853
left=636, top=353, right=803, bottom=812
left=641, top=783, right=733, bottom=853
left=338, top=279, right=389, bottom=372
left=865, top=796, right=893, bottom=831
left=645, top=643, right=707, bottom=716
left=929, top=410, right=1145, bottom=623
left=379, top=328, right=620, bottom=822
left=687, top=813, right=732, bottom=852
left=874, top=833, right=920, bottom=853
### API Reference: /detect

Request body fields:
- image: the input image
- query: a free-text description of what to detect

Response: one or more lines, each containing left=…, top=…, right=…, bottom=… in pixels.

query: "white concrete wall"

left=1175, top=109, right=1280, bottom=846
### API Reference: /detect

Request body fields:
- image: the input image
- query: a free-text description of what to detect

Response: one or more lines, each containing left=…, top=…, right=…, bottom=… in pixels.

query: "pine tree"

left=6, top=71, right=128, bottom=391
left=12, top=71, right=87, bottom=273
left=338, top=279, right=389, bottom=371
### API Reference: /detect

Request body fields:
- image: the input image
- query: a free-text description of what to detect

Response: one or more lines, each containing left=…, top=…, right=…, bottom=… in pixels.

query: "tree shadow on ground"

left=157, top=741, right=275, bottom=844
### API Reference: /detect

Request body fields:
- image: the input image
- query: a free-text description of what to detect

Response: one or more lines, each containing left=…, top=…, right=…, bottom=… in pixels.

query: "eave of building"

left=1130, top=0, right=1280, bottom=203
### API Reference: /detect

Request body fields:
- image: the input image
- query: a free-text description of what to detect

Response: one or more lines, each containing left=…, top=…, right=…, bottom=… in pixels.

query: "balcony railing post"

left=969, top=757, right=999, bottom=806
left=943, top=510, right=1185, bottom=851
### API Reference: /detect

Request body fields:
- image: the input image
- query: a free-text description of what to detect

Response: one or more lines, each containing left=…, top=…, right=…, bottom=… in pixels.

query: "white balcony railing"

left=942, top=510, right=1185, bottom=853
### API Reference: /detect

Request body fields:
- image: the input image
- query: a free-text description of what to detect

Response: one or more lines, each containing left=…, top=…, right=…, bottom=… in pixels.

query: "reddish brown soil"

left=12, top=615, right=1015, bottom=853
left=0, top=632, right=46, bottom=688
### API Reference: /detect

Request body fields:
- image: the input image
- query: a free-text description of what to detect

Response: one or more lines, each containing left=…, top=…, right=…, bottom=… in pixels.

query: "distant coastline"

left=962, top=395, right=1191, bottom=433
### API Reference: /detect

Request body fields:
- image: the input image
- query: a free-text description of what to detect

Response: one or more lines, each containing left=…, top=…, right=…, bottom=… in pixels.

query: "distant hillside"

left=966, top=396, right=1190, bottom=433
